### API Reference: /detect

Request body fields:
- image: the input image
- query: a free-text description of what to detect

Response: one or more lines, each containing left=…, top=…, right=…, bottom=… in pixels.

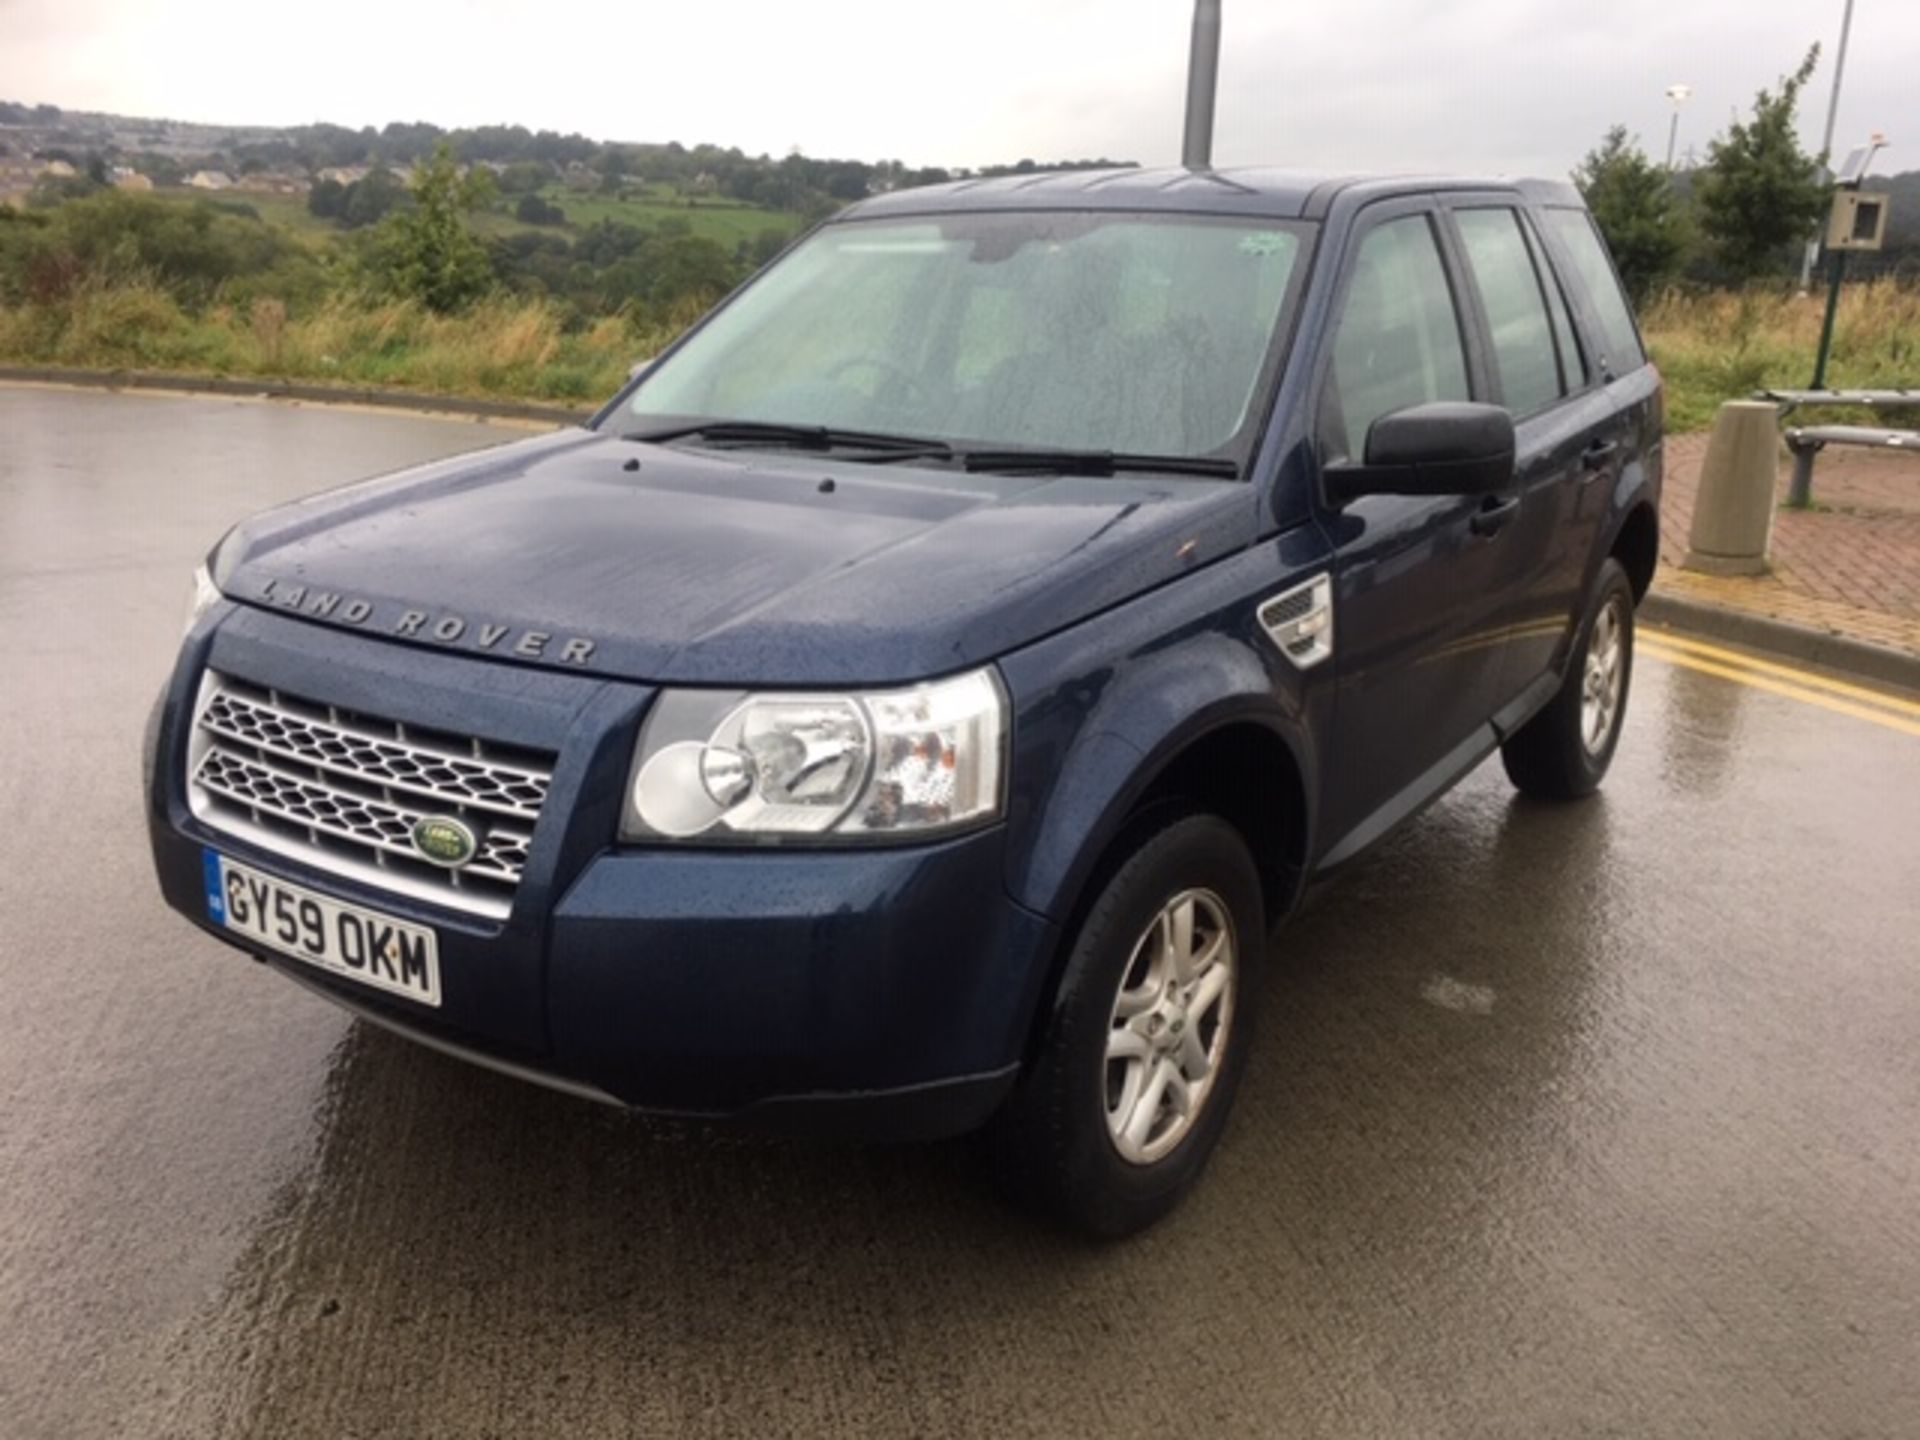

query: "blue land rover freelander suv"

left=148, top=170, right=1661, bottom=1236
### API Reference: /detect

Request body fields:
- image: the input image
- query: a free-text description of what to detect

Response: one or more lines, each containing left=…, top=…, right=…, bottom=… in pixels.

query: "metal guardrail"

left=1755, top=389, right=1920, bottom=506
left=1784, top=425, right=1920, bottom=506
left=1757, top=388, right=1920, bottom=414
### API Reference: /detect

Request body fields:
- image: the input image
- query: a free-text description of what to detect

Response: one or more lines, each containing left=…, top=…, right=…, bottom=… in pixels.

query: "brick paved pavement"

left=1656, top=431, right=1920, bottom=660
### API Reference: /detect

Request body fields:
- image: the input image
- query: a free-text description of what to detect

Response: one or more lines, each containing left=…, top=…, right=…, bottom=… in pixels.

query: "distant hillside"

left=0, top=99, right=1135, bottom=214
left=1865, top=170, right=1920, bottom=250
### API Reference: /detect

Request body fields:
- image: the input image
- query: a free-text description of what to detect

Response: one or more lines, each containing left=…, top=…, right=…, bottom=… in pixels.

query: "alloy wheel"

left=1581, top=594, right=1627, bottom=755
left=1104, top=888, right=1237, bottom=1166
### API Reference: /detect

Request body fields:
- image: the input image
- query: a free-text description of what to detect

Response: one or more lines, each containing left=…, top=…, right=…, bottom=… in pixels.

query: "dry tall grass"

left=0, top=282, right=688, bottom=410
left=1642, top=278, right=1920, bottom=430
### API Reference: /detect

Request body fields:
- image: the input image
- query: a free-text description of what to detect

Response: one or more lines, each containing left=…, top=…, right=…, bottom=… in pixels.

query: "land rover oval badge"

left=411, top=815, right=479, bottom=868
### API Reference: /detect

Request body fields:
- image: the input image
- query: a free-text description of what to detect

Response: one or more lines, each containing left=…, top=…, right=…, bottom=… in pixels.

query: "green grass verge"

left=1643, top=279, right=1920, bottom=431
left=0, top=286, right=676, bottom=408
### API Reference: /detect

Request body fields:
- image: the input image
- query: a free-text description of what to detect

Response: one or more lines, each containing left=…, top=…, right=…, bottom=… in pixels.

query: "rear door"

left=1310, top=200, right=1517, bottom=863
left=1442, top=199, right=1610, bottom=713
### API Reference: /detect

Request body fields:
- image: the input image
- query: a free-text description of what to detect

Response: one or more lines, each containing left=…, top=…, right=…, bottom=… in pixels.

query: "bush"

left=0, top=190, right=315, bottom=308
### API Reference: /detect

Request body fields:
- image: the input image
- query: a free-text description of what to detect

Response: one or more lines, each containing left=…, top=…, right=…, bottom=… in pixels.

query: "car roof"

left=841, top=167, right=1582, bottom=223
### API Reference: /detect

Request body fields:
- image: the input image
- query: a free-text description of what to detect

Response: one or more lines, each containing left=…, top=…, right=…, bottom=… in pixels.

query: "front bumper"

left=147, top=606, right=1055, bottom=1140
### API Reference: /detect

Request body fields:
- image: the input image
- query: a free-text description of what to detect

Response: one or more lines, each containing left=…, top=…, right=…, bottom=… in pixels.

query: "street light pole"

left=1664, top=84, right=1693, bottom=169
left=1182, top=0, right=1223, bottom=170
left=1818, top=0, right=1858, bottom=170
left=1800, top=0, right=1859, bottom=290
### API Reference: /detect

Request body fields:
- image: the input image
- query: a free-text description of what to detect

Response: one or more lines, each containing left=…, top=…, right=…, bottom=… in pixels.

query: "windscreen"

left=617, top=211, right=1310, bottom=460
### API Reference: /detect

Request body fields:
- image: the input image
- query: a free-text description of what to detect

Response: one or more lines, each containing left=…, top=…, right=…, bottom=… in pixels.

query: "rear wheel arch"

left=1610, top=499, right=1659, bottom=602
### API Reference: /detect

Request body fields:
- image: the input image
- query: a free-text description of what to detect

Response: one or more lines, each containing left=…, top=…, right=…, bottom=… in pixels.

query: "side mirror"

left=1325, top=402, right=1515, bottom=506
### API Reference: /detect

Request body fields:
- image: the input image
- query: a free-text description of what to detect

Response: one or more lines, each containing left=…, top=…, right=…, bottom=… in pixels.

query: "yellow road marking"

left=1644, top=628, right=1920, bottom=718
left=1638, top=642, right=1920, bottom=738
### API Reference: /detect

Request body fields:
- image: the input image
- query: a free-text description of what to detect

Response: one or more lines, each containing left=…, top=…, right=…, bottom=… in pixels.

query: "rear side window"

left=1455, top=208, right=1563, bottom=417
left=1322, top=215, right=1470, bottom=461
left=1523, top=214, right=1586, bottom=389
left=1543, top=209, right=1645, bottom=376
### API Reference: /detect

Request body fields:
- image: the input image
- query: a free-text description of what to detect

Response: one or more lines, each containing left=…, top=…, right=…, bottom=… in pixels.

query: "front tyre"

left=1502, top=556, right=1635, bottom=800
left=985, top=813, right=1263, bottom=1238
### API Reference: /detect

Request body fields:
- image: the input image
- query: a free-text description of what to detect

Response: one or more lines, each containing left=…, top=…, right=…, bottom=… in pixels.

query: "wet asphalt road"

left=3, top=385, right=1919, bottom=1439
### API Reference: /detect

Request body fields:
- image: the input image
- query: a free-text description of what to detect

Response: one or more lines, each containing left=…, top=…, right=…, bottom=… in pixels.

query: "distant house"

left=39, top=158, right=76, bottom=178
left=0, top=159, right=36, bottom=204
left=112, top=168, right=154, bottom=192
left=186, top=170, right=234, bottom=190
left=234, top=169, right=305, bottom=194
left=316, top=165, right=369, bottom=186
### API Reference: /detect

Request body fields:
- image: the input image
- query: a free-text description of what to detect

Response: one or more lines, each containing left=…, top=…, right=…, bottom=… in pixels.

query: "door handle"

left=1470, top=495, right=1521, bottom=537
left=1581, top=438, right=1619, bottom=472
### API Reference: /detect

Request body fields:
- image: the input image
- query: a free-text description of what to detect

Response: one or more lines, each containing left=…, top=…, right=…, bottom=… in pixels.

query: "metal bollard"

left=1786, top=437, right=1820, bottom=508
left=1683, top=400, right=1779, bottom=576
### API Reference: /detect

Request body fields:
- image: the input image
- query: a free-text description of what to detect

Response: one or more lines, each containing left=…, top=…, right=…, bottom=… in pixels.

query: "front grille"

left=188, top=673, right=555, bottom=918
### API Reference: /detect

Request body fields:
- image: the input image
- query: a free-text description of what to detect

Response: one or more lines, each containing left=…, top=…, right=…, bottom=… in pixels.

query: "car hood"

left=214, top=428, right=1256, bottom=686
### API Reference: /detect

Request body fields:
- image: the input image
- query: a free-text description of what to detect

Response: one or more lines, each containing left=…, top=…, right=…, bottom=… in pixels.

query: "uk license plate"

left=203, top=850, right=441, bottom=1007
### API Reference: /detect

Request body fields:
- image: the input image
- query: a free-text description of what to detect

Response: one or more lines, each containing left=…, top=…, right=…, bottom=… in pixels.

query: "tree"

left=341, top=167, right=409, bottom=228
left=1696, top=45, right=1830, bottom=282
left=496, top=161, right=551, bottom=195
left=362, top=142, right=495, bottom=312
left=1572, top=127, right=1687, bottom=302
left=597, top=146, right=633, bottom=195
left=307, top=177, right=347, bottom=220
left=514, top=193, right=566, bottom=226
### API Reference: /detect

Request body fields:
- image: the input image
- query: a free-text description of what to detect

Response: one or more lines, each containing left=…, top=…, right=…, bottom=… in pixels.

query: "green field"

left=525, top=188, right=804, bottom=245
left=153, top=187, right=337, bottom=243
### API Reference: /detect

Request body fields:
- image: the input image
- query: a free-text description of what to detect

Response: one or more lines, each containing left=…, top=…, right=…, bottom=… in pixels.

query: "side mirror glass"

left=1326, top=401, right=1515, bottom=506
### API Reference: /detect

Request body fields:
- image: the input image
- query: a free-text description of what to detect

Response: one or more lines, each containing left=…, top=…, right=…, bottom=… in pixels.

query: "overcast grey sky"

left=2, top=0, right=1914, bottom=176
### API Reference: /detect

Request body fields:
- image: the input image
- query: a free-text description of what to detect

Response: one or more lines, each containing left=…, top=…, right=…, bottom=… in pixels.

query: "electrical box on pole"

left=1810, top=134, right=1890, bottom=390
left=1824, top=190, right=1889, bottom=252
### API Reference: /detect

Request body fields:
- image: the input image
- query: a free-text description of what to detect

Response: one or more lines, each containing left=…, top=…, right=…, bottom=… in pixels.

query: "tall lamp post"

left=1800, top=0, right=1859, bottom=291
left=1664, top=84, right=1694, bottom=170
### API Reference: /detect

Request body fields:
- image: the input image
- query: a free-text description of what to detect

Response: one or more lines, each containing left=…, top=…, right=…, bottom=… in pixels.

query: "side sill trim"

left=1313, top=722, right=1500, bottom=872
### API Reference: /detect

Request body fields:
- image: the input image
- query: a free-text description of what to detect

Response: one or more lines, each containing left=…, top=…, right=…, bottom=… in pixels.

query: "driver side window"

left=1320, top=214, right=1470, bottom=462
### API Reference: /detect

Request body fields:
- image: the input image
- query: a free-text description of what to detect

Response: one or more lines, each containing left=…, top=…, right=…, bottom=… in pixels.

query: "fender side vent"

left=1258, top=574, right=1334, bottom=670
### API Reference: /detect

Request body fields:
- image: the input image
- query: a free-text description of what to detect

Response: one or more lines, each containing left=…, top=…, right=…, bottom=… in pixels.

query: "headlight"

left=622, top=667, right=1007, bottom=843
left=184, top=563, right=221, bottom=636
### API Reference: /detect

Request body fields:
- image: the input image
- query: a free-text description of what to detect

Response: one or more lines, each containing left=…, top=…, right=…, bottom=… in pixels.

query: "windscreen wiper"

left=958, top=449, right=1240, bottom=479
left=623, top=419, right=953, bottom=458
